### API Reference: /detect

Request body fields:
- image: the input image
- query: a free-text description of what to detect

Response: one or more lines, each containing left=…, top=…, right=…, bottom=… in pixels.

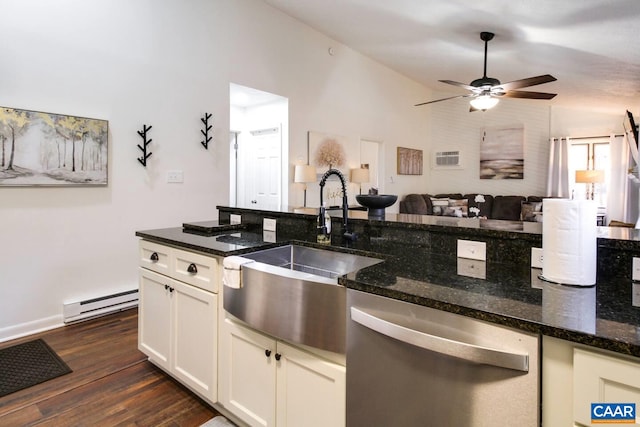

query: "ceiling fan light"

left=470, top=95, right=499, bottom=110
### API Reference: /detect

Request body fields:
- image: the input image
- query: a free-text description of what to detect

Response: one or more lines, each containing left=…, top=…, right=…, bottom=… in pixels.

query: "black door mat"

left=0, top=338, right=72, bottom=397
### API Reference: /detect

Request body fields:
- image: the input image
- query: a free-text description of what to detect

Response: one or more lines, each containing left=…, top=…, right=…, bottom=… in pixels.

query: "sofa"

left=399, top=193, right=545, bottom=221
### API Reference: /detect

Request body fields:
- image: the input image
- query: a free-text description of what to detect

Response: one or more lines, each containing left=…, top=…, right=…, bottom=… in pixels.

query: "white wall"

left=0, top=0, right=430, bottom=337
left=422, top=95, right=628, bottom=198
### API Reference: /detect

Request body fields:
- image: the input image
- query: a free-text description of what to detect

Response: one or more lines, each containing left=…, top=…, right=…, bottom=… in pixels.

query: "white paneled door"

left=246, top=126, right=281, bottom=210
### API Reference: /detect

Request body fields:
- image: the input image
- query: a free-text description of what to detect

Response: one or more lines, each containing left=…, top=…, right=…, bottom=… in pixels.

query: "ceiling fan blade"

left=496, top=74, right=557, bottom=91
left=438, top=80, right=478, bottom=92
left=414, top=94, right=474, bottom=107
left=501, top=90, right=557, bottom=100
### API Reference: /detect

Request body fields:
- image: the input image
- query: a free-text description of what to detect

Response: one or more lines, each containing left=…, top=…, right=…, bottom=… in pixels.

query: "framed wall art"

left=480, top=125, right=524, bottom=179
left=0, top=106, right=108, bottom=186
left=397, top=147, right=423, bottom=175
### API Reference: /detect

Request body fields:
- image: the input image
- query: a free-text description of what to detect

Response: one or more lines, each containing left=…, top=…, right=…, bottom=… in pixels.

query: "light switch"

left=167, top=170, right=184, bottom=183
left=531, top=248, right=543, bottom=269
left=263, top=218, right=276, bottom=232
left=457, top=239, right=486, bottom=261
left=230, top=214, right=241, bottom=224
left=633, top=283, right=640, bottom=307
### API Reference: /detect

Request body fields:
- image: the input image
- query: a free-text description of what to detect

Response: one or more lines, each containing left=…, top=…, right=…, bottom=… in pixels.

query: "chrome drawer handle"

left=350, top=306, right=529, bottom=372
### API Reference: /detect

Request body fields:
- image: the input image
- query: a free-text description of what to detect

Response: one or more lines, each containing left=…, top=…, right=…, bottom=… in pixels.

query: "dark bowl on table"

left=355, top=194, right=398, bottom=217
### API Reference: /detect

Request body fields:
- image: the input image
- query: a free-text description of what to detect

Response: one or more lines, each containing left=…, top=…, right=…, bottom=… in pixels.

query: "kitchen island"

left=138, top=207, right=640, bottom=357
left=137, top=207, right=640, bottom=426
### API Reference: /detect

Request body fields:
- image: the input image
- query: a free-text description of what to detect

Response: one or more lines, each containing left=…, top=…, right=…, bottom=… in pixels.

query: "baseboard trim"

left=0, top=314, right=64, bottom=343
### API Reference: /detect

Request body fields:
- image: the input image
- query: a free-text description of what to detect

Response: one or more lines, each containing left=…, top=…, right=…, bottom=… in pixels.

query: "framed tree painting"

left=0, top=106, right=108, bottom=186
left=397, top=147, right=423, bottom=175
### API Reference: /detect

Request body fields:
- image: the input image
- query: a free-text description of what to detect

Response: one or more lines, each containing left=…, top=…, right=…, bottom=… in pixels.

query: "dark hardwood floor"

left=0, top=308, right=219, bottom=426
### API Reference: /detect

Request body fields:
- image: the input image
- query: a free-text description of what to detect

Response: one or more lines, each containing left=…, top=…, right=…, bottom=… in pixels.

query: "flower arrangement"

left=314, top=138, right=345, bottom=169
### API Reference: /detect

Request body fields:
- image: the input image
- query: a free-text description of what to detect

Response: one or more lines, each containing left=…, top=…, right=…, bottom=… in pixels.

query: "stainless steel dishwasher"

left=346, top=289, right=539, bottom=426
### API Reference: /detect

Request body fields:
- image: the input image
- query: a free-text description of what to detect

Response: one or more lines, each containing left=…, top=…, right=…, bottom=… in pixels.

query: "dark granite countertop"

left=343, top=252, right=640, bottom=358
left=138, top=211, right=640, bottom=358
left=135, top=227, right=287, bottom=256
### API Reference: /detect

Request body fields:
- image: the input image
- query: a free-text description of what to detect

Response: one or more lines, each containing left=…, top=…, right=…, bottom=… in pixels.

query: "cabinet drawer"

left=172, top=247, right=218, bottom=292
left=139, top=240, right=171, bottom=275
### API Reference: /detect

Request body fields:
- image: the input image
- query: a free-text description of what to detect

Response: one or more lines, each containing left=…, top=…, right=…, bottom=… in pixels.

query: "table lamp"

left=294, top=164, right=316, bottom=207
left=575, top=170, right=604, bottom=200
left=350, top=168, right=370, bottom=195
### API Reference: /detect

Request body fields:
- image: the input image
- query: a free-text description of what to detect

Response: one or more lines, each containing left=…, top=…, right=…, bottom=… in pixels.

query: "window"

left=568, top=138, right=609, bottom=207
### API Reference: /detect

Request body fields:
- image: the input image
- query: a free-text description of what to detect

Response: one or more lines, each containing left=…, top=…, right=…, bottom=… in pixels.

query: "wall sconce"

left=575, top=169, right=605, bottom=200
left=294, top=164, right=316, bottom=207
left=350, top=167, right=370, bottom=194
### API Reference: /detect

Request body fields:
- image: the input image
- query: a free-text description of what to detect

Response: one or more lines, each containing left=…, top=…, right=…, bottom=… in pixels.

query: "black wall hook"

left=200, top=113, right=212, bottom=149
left=137, top=124, right=153, bottom=167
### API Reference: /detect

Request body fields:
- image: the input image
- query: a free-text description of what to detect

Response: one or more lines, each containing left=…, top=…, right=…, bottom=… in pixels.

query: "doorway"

left=230, top=83, right=289, bottom=209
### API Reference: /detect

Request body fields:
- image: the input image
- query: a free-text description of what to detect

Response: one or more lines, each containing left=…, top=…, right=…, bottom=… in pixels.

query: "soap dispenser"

left=317, top=204, right=331, bottom=244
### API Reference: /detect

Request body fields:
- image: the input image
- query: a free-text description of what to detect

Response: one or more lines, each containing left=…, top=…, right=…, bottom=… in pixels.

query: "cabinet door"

left=172, top=279, right=218, bottom=402
left=138, top=269, right=172, bottom=371
left=574, top=348, right=640, bottom=425
left=276, top=341, right=346, bottom=427
left=220, top=318, right=276, bottom=427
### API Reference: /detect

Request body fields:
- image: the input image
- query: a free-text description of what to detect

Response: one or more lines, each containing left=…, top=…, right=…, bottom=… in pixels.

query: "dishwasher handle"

left=350, top=306, right=529, bottom=372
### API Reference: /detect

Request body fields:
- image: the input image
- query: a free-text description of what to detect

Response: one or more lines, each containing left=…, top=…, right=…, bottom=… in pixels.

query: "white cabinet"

left=573, top=348, right=640, bottom=426
left=219, top=318, right=346, bottom=427
left=542, top=336, right=640, bottom=426
left=138, top=240, right=219, bottom=404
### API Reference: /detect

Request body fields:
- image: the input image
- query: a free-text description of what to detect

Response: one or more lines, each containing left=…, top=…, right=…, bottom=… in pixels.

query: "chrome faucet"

left=319, top=168, right=357, bottom=242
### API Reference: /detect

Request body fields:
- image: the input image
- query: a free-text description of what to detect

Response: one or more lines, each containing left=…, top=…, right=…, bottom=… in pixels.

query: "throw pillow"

left=430, top=197, right=449, bottom=216
left=403, top=194, right=428, bottom=215
left=521, top=201, right=543, bottom=222
left=445, top=198, right=468, bottom=217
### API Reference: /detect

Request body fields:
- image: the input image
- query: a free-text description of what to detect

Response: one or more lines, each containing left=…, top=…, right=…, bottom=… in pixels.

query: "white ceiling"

left=263, top=0, right=640, bottom=116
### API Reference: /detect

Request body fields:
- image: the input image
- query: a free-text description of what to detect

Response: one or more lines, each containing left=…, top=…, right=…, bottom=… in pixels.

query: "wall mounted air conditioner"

left=432, top=150, right=463, bottom=169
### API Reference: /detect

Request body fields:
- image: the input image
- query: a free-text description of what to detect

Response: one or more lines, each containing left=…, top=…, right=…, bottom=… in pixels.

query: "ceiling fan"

left=415, top=31, right=557, bottom=111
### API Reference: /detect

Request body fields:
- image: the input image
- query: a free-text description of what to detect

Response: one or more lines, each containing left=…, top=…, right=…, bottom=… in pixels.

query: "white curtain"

left=607, top=133, right=636, bottom=223
left=546, top=137, right=570, bottom=197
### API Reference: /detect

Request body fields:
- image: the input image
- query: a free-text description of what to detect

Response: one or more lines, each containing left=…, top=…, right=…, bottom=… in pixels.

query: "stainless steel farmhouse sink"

left=223, top=244, right=383, bottom=354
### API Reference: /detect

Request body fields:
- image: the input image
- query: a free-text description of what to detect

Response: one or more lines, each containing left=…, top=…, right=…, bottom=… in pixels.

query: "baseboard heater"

left=63, top=289, right=138, bottom=324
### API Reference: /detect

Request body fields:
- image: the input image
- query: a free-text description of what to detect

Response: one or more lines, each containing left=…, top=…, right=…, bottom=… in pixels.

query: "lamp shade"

left=575, top=170, right=605, bottom=183
left=470, top=95, right=499, bottom=110
left=350, top=168, right=370, bottom=184
left=294, top=164, right=316, bottom=183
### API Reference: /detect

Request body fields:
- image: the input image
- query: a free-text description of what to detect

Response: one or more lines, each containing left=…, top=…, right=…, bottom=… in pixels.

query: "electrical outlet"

left=633, top=257, right=640, bottom=281
left=263, top=218, right=276, bottom=232
left=633, top=283, right=640, bottom=307
left=167, top=170, right=184, bottom=183
left=531, top=248, right=543, bottom=269
left=457, top=239, right=486, bottom=261
left=230, top=214, right=241, bottom=224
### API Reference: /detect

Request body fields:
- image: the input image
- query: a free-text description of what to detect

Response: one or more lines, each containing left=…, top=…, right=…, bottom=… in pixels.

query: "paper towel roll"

left=542, top=199, right=597, bottom=286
